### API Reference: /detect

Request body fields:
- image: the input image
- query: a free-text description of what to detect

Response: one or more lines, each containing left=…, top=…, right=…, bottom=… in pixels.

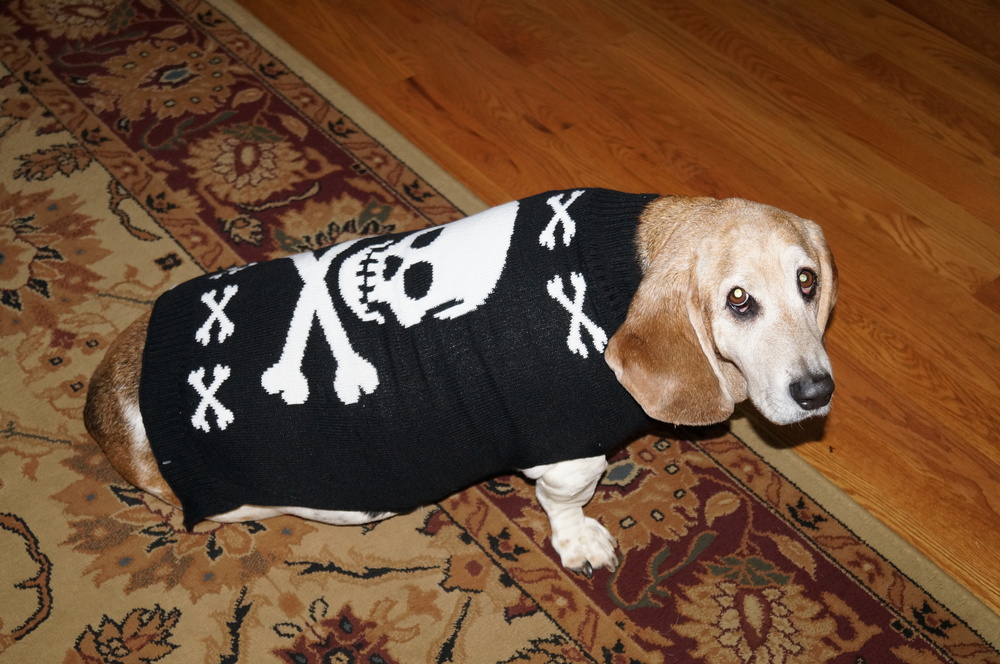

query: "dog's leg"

left=521, top=456, right=616, bottom=578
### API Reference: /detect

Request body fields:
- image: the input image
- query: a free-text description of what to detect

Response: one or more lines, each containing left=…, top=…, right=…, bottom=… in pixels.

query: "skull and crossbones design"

left=186, top=191, right=611, bottom=431
left=262, top=201, right=519, bottom=407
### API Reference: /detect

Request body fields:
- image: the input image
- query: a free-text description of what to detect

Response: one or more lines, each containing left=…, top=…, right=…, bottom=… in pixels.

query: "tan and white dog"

left=85, top=193, right=837, bottom=577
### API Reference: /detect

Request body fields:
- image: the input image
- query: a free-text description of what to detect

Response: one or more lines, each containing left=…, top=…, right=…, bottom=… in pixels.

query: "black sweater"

left=139, top=189, right=657, bottom=528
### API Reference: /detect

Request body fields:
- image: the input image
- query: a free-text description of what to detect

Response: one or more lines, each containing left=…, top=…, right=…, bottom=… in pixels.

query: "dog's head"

left=605, top=196, right=838, bottom=426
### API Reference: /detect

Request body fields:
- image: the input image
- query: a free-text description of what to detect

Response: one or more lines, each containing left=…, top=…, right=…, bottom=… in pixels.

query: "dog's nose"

left=789, top=373, right=835, bottom=411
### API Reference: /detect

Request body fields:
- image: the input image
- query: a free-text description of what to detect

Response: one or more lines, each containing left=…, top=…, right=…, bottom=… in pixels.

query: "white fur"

left=521, top=456, right=615, bottom=573
left=208, top=505, right=394, bottom=526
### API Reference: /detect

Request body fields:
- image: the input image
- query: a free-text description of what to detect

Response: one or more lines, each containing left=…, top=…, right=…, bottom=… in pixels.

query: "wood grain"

left=237, top=0, right=1000, bottom=613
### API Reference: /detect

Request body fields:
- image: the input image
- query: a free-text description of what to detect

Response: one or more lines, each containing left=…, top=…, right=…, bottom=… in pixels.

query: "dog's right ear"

left=605, top=265, right=738, bottom=426
left=605, top=196, right=744, bottom=426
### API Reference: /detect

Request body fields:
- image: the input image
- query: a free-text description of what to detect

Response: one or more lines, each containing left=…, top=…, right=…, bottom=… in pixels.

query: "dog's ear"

left=802, top=218, right=838, bottom=330
left=605, top=266, right=740, bottom=426
left=605, top=197, right=744, bottom=426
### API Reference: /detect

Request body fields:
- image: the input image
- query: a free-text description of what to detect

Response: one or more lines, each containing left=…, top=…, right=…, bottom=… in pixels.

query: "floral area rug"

left=1, top=1, right=998, bottom=662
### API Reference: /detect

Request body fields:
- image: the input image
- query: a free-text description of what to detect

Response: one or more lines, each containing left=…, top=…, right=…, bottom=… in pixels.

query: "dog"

left=84, top=189, right=837, bottom=577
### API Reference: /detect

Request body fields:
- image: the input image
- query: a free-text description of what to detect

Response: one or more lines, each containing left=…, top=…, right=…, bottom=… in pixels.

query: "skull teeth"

left=355, top=243, right=391, bottom=313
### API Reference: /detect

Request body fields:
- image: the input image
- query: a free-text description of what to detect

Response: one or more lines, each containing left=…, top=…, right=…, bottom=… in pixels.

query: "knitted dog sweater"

left=139, top=189, right=657, bottom=528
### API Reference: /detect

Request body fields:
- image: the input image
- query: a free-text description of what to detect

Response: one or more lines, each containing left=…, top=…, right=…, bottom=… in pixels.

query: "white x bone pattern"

left=546, top=273, right=608, bottom=358
left=195, top=285, right=238, bottom=346
left=539, top=190, right=585, bottom=250
left=188, top=365, right=234, bottom=432
left=536, top=191, right=607, bottom=358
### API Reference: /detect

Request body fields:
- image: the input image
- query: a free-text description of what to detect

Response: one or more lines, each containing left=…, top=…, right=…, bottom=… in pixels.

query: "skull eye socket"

left=383, top=255, right=403, bottom=280
left=403, top=261, right=433, bottom=300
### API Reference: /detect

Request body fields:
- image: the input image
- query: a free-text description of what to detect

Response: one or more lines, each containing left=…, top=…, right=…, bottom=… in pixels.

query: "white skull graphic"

left=339, top=200, right=519, bottom=328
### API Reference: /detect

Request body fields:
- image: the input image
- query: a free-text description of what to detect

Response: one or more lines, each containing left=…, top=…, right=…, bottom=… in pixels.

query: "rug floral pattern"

left=0, top=1, right=997, bottom=662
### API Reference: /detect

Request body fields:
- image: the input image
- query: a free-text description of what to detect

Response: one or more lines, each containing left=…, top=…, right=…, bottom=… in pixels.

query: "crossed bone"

left=261, top=242, right=379, bottom=406
left=547, top=272, right=608, bottom=358
left=195, top=285, right=238, bottom=346
left=189, top=365, right=234, bottom=432
left=539, top=190, right=585, bottom=250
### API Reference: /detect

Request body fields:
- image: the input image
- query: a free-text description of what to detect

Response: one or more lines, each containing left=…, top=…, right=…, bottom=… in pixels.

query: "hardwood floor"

left=236, top=0, right=1000, bottom=613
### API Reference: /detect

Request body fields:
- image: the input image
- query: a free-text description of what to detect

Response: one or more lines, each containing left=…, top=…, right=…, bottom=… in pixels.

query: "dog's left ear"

left=605, top=197, right=745, bottom=426
left=801, top=219, right=839, bottom=330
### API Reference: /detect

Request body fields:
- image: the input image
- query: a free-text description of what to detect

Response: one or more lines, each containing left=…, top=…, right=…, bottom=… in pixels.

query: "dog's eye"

left=798, top=269, right=818, bottom=299
left=727, top=287, right=755, bottom=315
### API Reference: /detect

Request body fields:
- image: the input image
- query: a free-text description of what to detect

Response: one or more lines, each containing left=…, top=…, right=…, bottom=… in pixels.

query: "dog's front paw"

left=552, top=516, right=618, bottom=578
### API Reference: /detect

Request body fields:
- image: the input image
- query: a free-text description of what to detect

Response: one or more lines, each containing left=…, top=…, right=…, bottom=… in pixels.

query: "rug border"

left=207, top=0, right=489, bottom=221
left=207, top=0, right=998, bottom=647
